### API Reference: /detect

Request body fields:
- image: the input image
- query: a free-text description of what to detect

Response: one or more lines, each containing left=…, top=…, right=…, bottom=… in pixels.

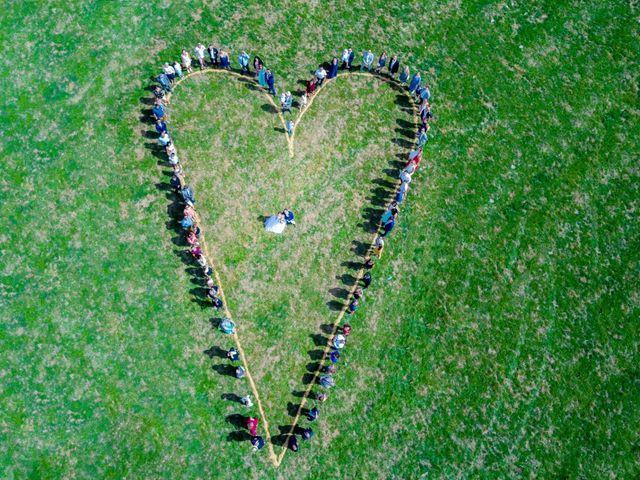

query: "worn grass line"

left=276, top=78, right=420, bottom=467
left=167, top=68, right=292, bottom=155
left=166, top=67, right=419, bottom=468
left=193, top=211, right=279, bottom=465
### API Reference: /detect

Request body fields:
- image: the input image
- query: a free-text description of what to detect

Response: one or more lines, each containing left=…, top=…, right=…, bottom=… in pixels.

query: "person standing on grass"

left=253, top=56, right=264, bottom=76
left=375, top=51, right=387, bottom=73
left=417, top=125, right=429, bottom=148
left=374, top=236, right=385, bottom=257
left=155, top=118, right=168, bottom=134
left=194, top=43, right=206, bottom=69
left=241, top=395, right=253, bottom=407
left=288, top=434, right=299, bottom=452
left=319, top=375, right=335, bottom=388
left=315, top=65, right=327, bottom=86
left=307, top=406, right=319, bottom=421
left=170, top=174, right=182, bottom=192
left=157, top=73, right=172, bottom=92
left=158, top=131, right=171, bottom=147
left=409, top=71, right=421, bottom=93
left=353, top=286, right=363, bottom=299
left=388, top=55, right=400, bottom=78
left=236, top=366, right=246, bottom=379
left=300, top=93, right=308, bottom=108
left=163, top=62, right=176, bottom=82
left=419, top=83, right=431, bottom=102
left=251, top=435, right=265, bottom=451
left=328, top=57, right=339, bottom=79
left=238, top=50, right=250, bottom=73
left=181, top=49, right=193, bottom=73
left=247, top=417, right=259, bottom=436
left=227, top=347, right=240, bottom=361
left=330, top=350, right=340, bottom=363
left=266, top=69, right=277, bottom=96
left=282, top=208, right=296, bottom=225
left=400, top=168, right=413, bottom=184
left=361, top=49, right=374, bottom=71
left=348, top=49, right=355, bottom=69
left=341, top=48, right=351, bottom=69
left=347, top=298, right=358, bottom=313
left=395, top=181, right=409, bottom=204
left=280, top=91, right=293, bottom=113
left=286, top=120, right=294, bottom=136
left=208, top=44, right=219, bottom=66
left=220, top=50, right=231, bottom=69
left=152, top=102, right=166, bottom=121
left=362, top=271, right=372, bottom=288
left=153, top=85, right=165, bottom=100
left=258, top=65, right=267, bottom=87
left=342, top=323, right=352, bottom=336
left=399, top=65, right=410, bottom=85
left=301, top=427, right=314, bottom=441
left=306, top=77, right=317, bottom=96
left=382, top=212, right=397, bottom=236
left=173, top=61, right=183, bottom=79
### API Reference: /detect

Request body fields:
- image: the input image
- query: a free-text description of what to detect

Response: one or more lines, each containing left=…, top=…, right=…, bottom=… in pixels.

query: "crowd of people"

left=149, top=43, right=434, bottom=454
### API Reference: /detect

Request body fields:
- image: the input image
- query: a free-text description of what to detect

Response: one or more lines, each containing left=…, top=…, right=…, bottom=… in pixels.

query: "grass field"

left=1, top=1, right=639, bottom=478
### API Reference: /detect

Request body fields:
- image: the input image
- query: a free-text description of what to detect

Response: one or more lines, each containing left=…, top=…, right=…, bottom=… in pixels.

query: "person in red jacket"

left=247, top=417, right=259, bottom=437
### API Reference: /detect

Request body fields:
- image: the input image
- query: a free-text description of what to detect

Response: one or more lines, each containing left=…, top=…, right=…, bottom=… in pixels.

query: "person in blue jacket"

left=266, top=69, right=277, bottom=96
left=238, top=51, right=250, bottom=73
left=408, top=72, right=421, bottom=93
left=328, top=57, right=339, bottom=79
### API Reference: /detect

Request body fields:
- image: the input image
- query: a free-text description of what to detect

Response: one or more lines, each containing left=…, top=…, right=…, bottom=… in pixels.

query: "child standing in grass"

left=374, top=236, right=385, bottom=257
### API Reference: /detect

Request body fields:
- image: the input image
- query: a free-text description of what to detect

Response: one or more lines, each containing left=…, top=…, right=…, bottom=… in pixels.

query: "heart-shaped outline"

left=151, top=62, right=423, bottom=467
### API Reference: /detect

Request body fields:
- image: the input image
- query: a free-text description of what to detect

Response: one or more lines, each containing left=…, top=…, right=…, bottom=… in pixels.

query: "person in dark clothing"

left=251, top=435, right=265, bottom=451
left=288, top=434, right=299, bottom=452
left=156, top=73, right=172, bottom=92
left=328, top=57, right=339, bottom=79
left=362, top=271, right=372, bottom=288
left=364, top=258, right=374, bottom=270
left=170, top=174, right=182, bottom=192
left=382, top=216, right=396, bottom=237
left=208, top=45, right=219, bottom=66
left=301, top=428, right=314, bottom=441
left=330, top=350, right=340, bottom=363
left=227, top=347, right=240, bottom=361
left=266, top=69, right=277, bottom=96
left=388, top=55, right=400, bottom=78
left=155, top=118, right=168, bottom=134
left=307, top=406, right=319, bottom=421
left=181, top=186, right=195, bottom=205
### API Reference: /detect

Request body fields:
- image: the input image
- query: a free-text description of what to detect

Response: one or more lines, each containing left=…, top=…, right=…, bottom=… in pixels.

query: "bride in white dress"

left=264, top=212, right=286, bottom=234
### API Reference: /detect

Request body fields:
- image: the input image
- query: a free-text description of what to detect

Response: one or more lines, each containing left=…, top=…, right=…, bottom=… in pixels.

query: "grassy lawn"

left=1, top=1, right=638, bottom=479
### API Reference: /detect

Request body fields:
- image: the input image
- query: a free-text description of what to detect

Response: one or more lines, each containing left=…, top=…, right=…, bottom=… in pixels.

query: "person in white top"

left=315, top=66, right=327, bottom=86
left=163, top=63, right=176, bottom=81
left=181, top=49, right=193, bottom=73
left=194, top=43, right=206, bottom=69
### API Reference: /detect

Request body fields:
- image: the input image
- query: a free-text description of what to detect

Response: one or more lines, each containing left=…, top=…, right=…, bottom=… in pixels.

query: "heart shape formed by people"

left=153, top=64, right=422, bottom=466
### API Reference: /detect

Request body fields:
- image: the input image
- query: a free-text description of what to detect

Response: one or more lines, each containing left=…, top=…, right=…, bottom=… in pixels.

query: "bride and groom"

left=264, top=208, right=296, bottom=234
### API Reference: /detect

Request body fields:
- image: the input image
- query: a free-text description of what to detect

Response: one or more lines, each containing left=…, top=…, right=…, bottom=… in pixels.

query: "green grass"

left=1, top=0, right=638, bottom=478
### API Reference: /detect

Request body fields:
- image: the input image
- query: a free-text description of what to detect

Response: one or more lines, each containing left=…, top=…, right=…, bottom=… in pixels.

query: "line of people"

left=150, top=43, right=434, bottom=454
